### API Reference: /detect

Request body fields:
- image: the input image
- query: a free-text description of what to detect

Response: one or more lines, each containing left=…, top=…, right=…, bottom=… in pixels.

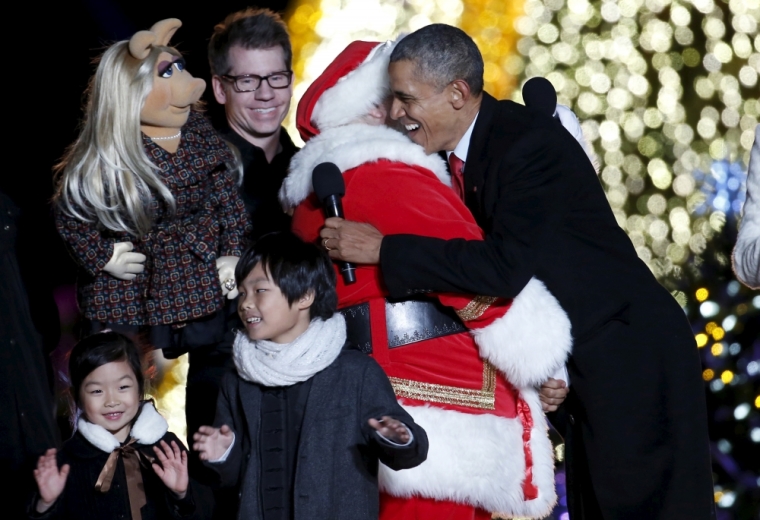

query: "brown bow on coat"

left=95, top=438, right=155, bottom=520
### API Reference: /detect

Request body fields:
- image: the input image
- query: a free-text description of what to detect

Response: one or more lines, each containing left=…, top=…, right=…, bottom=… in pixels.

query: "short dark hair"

left=390, top=24, right=484, bottom=96
left=235, top=232, right=338, bottom=321
left=69, top=331, right=144, bottom=407
left=208, top=8, right=293, bottom=76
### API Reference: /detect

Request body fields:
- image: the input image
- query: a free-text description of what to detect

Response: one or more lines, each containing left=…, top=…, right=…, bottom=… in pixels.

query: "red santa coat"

left=282, top=123, right=572, bottom=517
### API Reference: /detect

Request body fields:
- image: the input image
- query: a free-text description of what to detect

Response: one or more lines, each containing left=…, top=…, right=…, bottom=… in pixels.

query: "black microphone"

left=522, top=77, right=558, bottom=119
left=312, top=162, right=356, bottom=285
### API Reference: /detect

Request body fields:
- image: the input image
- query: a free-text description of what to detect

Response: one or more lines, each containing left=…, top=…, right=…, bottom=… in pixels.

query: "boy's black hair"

left=69, top=331, right=145, bottom=407
left=235, top=232, right=338, bottom=321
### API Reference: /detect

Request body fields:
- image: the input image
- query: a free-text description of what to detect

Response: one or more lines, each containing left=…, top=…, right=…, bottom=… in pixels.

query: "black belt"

left=339, top=297, right=467, bottom=354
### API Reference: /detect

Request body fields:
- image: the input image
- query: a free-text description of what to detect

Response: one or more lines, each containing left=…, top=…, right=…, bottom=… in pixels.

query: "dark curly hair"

left=208, top=7, right=292, bottom=76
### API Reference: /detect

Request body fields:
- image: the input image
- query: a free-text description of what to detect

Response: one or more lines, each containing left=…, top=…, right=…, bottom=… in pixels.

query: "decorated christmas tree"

left=506, top=0, right=759, bottom=516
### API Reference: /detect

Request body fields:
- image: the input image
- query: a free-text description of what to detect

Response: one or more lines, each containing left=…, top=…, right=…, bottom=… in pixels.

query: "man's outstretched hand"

left=539, top=378, right=569, bottom=412
left=319, top=218, right=383, bottom=265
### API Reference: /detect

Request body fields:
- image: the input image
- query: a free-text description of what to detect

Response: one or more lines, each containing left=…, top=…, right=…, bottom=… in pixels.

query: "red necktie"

left=448, top=153, right=465, bottom=201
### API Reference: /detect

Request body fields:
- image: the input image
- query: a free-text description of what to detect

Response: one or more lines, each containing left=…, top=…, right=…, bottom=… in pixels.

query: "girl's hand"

left=193, top=425, right=234, bottom=461
left=369, top=416, right=411, bottom=444
left=33, top=448, right=69, bottom=512
left=152, top=440, right=188, bottom=499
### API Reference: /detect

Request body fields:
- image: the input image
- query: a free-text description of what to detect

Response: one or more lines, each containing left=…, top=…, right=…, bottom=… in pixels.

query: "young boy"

left=193, top=232, right=428, bottom=519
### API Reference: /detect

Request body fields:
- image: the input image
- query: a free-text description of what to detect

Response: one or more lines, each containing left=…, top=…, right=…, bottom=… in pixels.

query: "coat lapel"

left=465, top=93, right=532, bottom=231
left=464, top=93, right=498, bottom=227
left=300, top=361, right=338, bottom=428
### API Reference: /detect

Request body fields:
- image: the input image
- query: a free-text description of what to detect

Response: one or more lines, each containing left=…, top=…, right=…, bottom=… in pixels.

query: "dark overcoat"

left=381, top=93, right=714, bottom=519
left=28, top=431, right=210, bottom=520
left=205, top=348, right=428, bottom=520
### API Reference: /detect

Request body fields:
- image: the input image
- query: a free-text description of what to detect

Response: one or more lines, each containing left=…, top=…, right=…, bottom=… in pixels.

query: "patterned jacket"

left=56, top=111, right=251, bottom=326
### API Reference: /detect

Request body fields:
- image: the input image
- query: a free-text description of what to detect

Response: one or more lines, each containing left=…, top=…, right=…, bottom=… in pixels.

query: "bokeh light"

left=511, top=0, right=758, bottom=286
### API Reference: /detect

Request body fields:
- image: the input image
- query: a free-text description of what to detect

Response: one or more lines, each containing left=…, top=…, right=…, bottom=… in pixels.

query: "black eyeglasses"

left=221, top=71, right=293, bottom=92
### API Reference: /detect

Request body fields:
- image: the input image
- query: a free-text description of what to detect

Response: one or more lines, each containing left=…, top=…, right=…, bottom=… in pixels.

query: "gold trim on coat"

left=389, top=361, right=497, bottom=410
left=456, top=296, right=499, bottom=322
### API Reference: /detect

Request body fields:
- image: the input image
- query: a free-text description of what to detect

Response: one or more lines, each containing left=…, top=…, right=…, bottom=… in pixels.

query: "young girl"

left=30, top=331, right=209, bottom=519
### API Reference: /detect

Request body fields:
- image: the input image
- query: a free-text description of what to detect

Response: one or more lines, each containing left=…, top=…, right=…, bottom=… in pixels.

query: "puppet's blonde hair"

left=55, top=41, right=179, bottom=237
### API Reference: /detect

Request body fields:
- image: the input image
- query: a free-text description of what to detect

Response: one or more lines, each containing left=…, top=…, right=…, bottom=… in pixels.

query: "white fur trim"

left=556, top=104, right=599, bottom=174
left=77, top=402, right=168, bottom=453
left=472, top=278, right=572, bottom=388
left=280, top=124, right=449, bottom=209
left=379, top=391, right=556, bottom=517
left=312, top=40, right=395, bottom=133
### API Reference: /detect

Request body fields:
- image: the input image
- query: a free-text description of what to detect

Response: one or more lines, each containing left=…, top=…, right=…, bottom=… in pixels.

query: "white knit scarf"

left=233, top=313, right=347, bottom=387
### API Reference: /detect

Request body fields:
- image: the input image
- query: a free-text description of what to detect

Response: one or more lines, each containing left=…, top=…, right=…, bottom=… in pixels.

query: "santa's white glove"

left=555, top=104, right=598, bottom=173
left=103, top=242, right=146, bottom=281
left=216, top=256, right=240, bottom=299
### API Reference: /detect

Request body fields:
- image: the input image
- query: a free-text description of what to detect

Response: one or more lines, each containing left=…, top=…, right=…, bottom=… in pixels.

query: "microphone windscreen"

left=522, top=77, right=557, bottom=117
left=312, top=162, right=345, bottom=202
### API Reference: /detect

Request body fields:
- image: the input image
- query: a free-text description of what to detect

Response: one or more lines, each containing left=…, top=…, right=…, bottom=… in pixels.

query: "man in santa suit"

left=280, top=40, right=573, bottom=520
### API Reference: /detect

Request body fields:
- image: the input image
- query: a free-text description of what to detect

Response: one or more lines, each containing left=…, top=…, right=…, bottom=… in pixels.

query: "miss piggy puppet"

left=54, top=19, right=250, bottom=350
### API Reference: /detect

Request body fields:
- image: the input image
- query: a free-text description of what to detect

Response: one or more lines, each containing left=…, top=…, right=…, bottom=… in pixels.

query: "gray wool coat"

left=204, top=347, right=428, bottom=520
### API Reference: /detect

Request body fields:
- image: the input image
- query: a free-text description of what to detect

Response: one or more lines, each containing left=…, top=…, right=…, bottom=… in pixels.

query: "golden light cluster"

left=511, top=0, right=759, bottom=283
left=150, top=350, right=189, bottom=439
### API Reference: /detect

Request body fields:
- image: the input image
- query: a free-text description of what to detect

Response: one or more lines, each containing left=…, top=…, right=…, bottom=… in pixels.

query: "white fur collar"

left=280, top=124, right=450, bottom=209
left=77, top=402, right=168, bottom=453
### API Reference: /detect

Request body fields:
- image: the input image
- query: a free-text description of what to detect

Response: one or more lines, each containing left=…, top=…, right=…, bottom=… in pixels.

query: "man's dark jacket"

left=219, top=126, right=297, bottom=240
left=205, top=347, right=428, bottom=520
left=381, top=93, right=713, bottom=519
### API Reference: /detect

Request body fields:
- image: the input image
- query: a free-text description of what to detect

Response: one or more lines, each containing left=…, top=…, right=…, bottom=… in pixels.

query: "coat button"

left=569, top=414, right=576, bottom=426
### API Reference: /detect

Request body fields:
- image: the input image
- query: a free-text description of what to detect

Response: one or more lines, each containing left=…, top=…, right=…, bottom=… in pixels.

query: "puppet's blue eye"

left=173, top=59, right=186, bottom=72
left=158, top=62, right=173, bottom=78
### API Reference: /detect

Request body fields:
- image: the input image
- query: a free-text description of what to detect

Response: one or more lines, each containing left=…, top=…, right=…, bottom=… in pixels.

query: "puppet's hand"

left=369, top=416, right=412, bottom=445
left=103, top=242, right=146, bottom=281
left=216, top=256, right=240, bottom=299
left=34, top=448, right=69, bottom=512
left=152, top=440, right=188, bottom=499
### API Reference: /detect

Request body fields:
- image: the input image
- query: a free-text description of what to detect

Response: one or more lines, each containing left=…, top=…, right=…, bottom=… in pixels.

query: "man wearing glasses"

left=182, top=11, right=298, bottom=517
left=209, top=7, right=298, bottom=239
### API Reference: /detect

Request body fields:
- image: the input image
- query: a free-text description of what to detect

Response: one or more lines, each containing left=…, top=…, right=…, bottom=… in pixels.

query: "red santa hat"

left=297, top=40, right=395, bottom=142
